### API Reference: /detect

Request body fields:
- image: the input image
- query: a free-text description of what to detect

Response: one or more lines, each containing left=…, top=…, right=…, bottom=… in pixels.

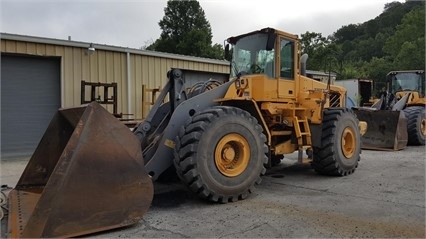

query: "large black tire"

left=174, top=106, right=268, bottom=203
left=312, top=108, right=361, bottom=176
left=403, top=106, right=426, bottom=145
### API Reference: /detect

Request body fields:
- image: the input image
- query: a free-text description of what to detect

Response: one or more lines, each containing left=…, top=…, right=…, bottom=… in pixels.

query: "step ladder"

left=293, top=116, right=312, bottom=163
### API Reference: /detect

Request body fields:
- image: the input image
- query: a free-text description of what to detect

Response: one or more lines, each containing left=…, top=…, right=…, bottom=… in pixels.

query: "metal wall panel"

left=1, top=36, right=230, bottom=120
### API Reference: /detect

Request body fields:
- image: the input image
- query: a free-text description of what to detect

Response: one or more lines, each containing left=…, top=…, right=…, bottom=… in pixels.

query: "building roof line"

left=1, top=32, right=230, bottom=66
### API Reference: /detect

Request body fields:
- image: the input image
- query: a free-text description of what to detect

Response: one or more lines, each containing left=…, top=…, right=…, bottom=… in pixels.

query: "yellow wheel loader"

left=5, top=28, right=365, bottom=238
left=354, top=70, right=425, bottom=150
left=390, top=70, right=425, bottom=145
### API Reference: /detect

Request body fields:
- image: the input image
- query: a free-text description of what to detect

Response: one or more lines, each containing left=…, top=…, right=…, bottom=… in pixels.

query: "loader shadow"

left=150, top=162, right=326, bottom=209
left=151, top=182, right=200, bottom=208
left=264, top=161, right=323, bottom=179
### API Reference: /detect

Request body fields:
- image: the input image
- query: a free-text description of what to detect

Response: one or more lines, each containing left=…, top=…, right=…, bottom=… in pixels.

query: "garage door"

left=1, top=54, right=61, bottom=159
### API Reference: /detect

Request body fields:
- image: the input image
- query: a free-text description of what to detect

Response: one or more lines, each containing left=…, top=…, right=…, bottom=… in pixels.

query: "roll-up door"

left=1, top=54, right=60, bottom=159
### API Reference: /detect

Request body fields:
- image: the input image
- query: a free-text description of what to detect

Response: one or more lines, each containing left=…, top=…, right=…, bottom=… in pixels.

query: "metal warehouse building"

left=1, top=33, right=230, bottom=158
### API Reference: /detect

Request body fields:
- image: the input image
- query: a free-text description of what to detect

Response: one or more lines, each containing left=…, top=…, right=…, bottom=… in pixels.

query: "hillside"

left=301, top=0, right=425, bottom=82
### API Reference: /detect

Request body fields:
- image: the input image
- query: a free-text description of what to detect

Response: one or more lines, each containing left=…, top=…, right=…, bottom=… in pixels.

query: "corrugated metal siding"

left=1, top=37, right=230, bottom=119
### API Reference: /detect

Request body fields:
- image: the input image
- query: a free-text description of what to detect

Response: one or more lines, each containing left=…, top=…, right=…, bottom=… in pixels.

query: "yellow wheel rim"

left=341, top=127, right=356, bottom=159
left=215, top=133, right=250, bottom=177
left=421, top=118, right=426, bottom=136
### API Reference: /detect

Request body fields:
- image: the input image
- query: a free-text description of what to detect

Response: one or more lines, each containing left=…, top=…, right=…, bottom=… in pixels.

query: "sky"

left=0, top=0, right=401, bottom=49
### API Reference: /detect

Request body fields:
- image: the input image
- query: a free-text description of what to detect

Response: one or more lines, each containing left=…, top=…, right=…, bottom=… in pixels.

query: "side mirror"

left=224, top=44, right=231, bottom=61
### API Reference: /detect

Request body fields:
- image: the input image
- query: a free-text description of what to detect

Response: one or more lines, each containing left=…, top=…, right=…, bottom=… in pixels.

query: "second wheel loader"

left=354, top=70, right=425, bottom=150
left=5, top=28, right=366, bottom=238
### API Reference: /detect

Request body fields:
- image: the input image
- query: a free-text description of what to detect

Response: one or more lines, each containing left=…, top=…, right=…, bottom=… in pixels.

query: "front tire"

left=174, top=106, right=268, bottom=203
left=312, top=108, right=361, bottom=176
left=404, top=106, right=426, bottom=145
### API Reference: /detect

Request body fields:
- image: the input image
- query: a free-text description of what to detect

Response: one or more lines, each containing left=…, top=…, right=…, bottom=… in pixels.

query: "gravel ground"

left=1, top=146, right=425, bottom=238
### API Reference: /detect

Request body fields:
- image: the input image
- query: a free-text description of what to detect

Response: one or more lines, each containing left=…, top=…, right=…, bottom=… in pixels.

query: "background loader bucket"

left=7, top=102, right=154, bottom=238
left=354, top=109, right=408, bottom=150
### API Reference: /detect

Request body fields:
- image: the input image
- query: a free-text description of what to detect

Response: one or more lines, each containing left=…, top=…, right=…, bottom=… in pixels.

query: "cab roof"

left=387, top=70, right=425, bottom=75
left=227, top=27, right=298, bottom=45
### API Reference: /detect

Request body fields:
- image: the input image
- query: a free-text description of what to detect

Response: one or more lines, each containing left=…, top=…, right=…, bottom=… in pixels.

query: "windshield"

left=390, top=72, right=425, bottom=95
left=230, top=33, right=275, bottom=78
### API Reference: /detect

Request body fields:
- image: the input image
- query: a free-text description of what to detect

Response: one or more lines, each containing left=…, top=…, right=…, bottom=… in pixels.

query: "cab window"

left=280, top=38, right=294, bottom=79
left=230, top=33, right=275, bottom=78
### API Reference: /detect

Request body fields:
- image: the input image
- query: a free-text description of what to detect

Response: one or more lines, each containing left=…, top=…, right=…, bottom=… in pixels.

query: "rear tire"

left=174, top=106, right=268, bottom=203
left=403, top=106, right=426, bottom=145
left=312, top=108, right=361, bottom=176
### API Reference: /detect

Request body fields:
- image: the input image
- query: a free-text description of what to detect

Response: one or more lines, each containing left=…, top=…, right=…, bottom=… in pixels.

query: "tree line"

left=301, top=1, right=425, bottom=82
left=144, top=0, right=223, bottom=59
left=146, top=0, right=425, bottom=84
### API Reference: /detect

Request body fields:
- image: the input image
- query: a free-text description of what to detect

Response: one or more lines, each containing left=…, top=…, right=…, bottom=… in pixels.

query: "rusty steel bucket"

left=7, top=102, right=154, bottom=238
left=354, top=108, right=408, bottom=150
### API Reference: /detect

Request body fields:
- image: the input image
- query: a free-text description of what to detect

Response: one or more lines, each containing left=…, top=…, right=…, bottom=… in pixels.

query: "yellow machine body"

left=219, top=28, right=348, bottom=156
left=5, top=27, right=363, bottom=238
left=218, top=75, right=346, bottom=154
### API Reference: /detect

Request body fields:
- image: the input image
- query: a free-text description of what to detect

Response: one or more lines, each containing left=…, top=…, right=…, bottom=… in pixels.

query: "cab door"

left=277, top=37, right=297, bottom=99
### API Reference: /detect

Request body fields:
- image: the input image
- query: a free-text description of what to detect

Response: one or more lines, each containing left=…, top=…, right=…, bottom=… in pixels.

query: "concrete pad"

left=1, top=146, right=425, bottom=238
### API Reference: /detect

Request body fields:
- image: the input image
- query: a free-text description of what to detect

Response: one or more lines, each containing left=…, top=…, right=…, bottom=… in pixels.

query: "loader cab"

left=227, top=28, right=298, bottom=81
left=388, top=70, right=425, bottom=98
left=226, top=28, right=300, bottom=100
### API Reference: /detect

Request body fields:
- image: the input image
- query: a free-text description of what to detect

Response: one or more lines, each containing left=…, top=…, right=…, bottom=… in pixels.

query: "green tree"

left=383, top=7, right=425, bottom=70
left=300, top=31, right=330, bottom=70
left=331, top=24, right=363, bottom=44
left=339, top=64, right=360, bottom=80
left=362, top=57, right=394, bottom=83
left=323, top=0, right=425, bottom=82
left=146, top=0, right=223, bottom=59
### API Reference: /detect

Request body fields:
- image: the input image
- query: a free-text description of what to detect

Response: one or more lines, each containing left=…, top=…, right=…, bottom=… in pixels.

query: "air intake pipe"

left=300, top=53, right=308, bottom=76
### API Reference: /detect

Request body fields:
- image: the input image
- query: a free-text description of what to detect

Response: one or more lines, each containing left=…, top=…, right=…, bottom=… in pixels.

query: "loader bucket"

left=7, top=102, right=154, bottom=238
left=354, top=109, right=408, bottom=150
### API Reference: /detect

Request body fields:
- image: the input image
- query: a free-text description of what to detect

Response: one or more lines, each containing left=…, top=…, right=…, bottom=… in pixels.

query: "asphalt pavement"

left=1, top=146, right=425, bottom=238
